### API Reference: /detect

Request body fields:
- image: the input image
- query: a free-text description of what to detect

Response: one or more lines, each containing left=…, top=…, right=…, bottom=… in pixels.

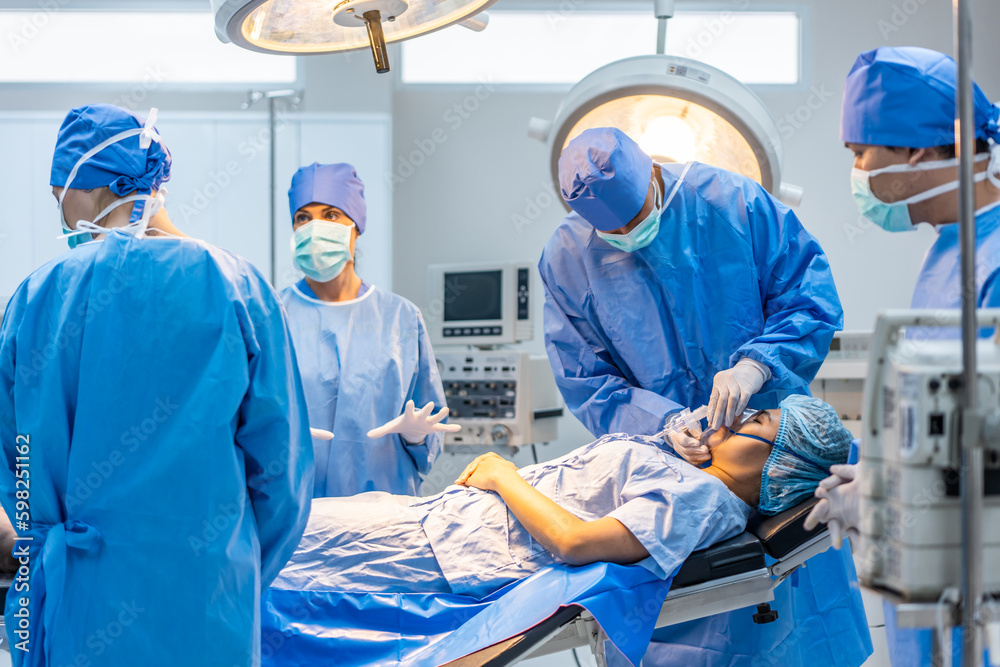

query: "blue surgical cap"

left=758, top=395, right=853, bottom=516
left=288, top=163, right=367, bottom=234
left=50, top=104, right=172, bottom=196
left=841, top=46, right=1000, bottom=148
left=558, top=128, right=653, bottom=232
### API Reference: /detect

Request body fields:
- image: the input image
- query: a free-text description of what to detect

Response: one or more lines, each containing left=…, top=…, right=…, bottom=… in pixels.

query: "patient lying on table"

left=273, top=395, right=851, bottom=599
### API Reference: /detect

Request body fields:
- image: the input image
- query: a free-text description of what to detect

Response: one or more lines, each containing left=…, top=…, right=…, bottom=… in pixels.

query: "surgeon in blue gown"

left=282, top=162, right=457, bottom=498
left=0, top=104, right=314, bottom=666
left=806, top=46, right=1000, bottom=667
left=540, top=128, right=871, bottom=666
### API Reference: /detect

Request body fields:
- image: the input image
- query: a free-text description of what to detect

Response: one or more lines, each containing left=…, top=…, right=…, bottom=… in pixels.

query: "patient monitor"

left=428, top=262, right=562, bottom=450
left=857, top=310, right=1000, bottom=601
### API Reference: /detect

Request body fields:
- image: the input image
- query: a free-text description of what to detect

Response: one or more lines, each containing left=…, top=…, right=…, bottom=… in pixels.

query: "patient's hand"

left=455, top=452, right=518, bottom=492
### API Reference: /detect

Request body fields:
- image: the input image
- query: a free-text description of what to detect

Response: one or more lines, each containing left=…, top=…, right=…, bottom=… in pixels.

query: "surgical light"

left=212, top=0, right=496, bottom=74
left=529, top=55, right=802, bottom=205
left=638, top=115, right=698, bottom=165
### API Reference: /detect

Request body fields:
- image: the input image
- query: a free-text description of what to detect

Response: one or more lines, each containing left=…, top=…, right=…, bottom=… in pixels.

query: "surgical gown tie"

left=18, top=521, right=101, bottom=667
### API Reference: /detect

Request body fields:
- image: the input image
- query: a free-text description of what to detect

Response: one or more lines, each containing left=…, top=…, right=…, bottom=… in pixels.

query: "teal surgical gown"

left=0, top=232, right=314, bottom=667
left=280, top=281, right=446, bottom=497
left=539, top=162, right=871, bottom=666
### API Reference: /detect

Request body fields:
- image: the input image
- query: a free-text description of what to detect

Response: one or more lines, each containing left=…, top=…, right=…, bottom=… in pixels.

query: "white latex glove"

left=367, top=400, right=461, bottom=444
left=804, top=463, right=861, bottom=549
left=665, top=428, right=710, bottom=465
left=707, top=359, right=769, bottom=430
left=310, top=428, right=334, bottom=440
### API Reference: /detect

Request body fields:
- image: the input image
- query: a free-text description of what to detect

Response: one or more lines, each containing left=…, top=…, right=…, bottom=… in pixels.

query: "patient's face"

left=704, top=409, right=780, bottom=450
left=706, top=409, right=781, bottom=505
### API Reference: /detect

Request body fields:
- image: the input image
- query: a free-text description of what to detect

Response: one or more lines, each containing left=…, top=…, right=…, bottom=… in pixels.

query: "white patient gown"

left=272, top=434, right=751, bottom=599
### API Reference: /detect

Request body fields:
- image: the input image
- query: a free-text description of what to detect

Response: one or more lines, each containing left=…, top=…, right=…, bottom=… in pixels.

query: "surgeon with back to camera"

left=539, top=127, right=871, bottom=665
left=0, top=104, right=314, bottom=666
left=282, top=162, right=458, bottom=498
left=805, top=46, right=1000, bottom=666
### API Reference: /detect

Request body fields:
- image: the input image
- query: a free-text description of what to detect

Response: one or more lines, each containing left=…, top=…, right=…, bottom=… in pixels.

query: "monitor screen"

left=444, top=270, right=503, bottom=322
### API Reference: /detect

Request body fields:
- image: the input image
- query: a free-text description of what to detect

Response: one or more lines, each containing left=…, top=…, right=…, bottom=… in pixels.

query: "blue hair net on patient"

left=758, top=395, right=852, bottom=515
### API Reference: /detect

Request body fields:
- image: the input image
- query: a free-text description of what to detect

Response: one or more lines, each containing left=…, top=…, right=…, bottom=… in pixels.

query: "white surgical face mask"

left=291, top=220, right=354, bottom=282
left=851, top=152, right=993, bottom=232
left=597, top=178, right=663, bottom=252
left=596, top=162, right=692, bottom=252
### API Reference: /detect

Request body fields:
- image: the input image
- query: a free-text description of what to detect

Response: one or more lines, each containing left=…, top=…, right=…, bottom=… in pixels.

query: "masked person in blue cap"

left=540, top=128, right=871, bottom=666
left=0, top=104, right=314, bottom=666
left=282, top=162, right=458, bottom=498
left=805, top=46, right=1000, bottom=667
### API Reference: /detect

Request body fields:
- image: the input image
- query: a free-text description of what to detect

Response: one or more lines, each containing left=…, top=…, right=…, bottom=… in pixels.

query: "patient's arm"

left=456, top=453, right=649, bottom=567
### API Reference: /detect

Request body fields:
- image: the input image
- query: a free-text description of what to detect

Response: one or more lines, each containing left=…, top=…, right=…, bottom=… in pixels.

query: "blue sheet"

left=261, top=561, right=673, bottom=666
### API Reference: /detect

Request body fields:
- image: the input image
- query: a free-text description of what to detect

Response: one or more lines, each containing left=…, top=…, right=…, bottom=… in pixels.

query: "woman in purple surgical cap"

left=282, top=162, right=458, bottom=499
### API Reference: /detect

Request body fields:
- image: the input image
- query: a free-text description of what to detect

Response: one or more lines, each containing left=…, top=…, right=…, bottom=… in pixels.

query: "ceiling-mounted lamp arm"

left=362, top=10, right=391, bottom=73
left=458, top=12, right=489, bottom=31
left=654, top=0, right=675, bottom=55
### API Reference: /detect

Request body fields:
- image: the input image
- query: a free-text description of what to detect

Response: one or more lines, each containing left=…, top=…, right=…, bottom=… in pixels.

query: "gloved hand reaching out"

left=367, top=400, right=461, bottom=444
left=804, top=463, right=861, bottom=549
left=707, top=359, right=769, bottom=430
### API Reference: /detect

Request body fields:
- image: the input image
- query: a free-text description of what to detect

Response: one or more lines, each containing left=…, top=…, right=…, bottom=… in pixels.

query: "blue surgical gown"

left=280, top=281, right=446, bottom=497
left=272, top=434, right=749, bottom=599
left=909, top=202, right=1000, bottom=337
left=0, top=232, right=314, bottom=667
left=886, top=202, right=1000, bottom=667
left=540, top=162, right=844, bottom=437
left=540, top=162, right=870, bottom=666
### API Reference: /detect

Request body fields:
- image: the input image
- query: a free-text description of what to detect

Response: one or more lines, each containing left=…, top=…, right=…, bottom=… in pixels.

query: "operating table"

left=0, top=499, right=837, bottom=664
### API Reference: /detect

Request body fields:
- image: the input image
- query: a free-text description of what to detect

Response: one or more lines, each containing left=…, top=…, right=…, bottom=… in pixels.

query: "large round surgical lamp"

left=212, top=0, right=496, bottom=74
left=528, top=29, right=802, bottom=206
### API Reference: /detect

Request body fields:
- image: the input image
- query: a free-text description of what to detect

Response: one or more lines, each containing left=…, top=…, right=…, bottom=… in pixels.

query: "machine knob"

left=752, top=603, right=778, bottom=624
left=491, top=424, right=512, bottom=446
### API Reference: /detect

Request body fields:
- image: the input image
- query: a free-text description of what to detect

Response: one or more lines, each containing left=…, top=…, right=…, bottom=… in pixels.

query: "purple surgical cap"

left=841, top=46, right=1000, bottom=148
left=558, top=128, right=654, bottom=232
left=288, top=162, right=367, bottom=234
